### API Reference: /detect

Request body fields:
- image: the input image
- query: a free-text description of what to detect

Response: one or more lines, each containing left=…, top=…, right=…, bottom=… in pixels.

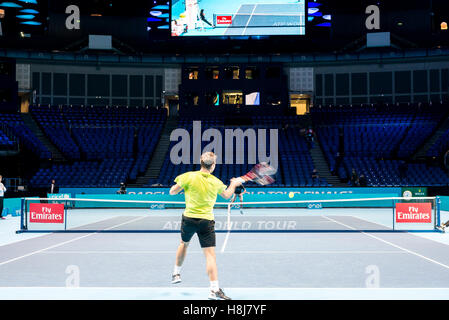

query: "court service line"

left=323, top=216, right=449, bottom=271
left=0, top=216, right=147, bottom=267
left=220, top=206, right=232, bottom=253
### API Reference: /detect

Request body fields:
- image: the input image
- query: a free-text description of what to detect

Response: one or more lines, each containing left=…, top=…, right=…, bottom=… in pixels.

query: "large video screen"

left=171, top=0, right=306, bottom=37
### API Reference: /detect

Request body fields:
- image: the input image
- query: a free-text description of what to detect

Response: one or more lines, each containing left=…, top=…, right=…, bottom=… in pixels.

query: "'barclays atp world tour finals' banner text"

left=58, top=188, right=403, bottom=208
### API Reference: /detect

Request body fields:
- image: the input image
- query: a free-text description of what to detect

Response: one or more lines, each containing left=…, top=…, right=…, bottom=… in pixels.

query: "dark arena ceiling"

left=0, top=0, right=448, bottom=54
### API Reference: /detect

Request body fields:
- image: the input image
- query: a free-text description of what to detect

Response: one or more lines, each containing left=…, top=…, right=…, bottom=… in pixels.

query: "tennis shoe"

left=208, top=288, right=231, bottom=300
left=171, top=274, right=182, bottom=284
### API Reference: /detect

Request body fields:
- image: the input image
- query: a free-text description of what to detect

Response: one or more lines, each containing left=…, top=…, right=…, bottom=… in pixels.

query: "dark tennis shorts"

left=234, top=186, right=244, bottom=195
left=181, top=215, right=216, bottom=248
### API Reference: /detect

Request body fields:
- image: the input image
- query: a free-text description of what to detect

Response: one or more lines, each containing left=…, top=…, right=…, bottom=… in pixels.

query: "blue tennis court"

left=1, top=206, right=449, bottom=300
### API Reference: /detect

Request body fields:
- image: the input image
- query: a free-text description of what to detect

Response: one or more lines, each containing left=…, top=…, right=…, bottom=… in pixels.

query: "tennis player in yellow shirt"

left=169, top=152, right=241, bottom=300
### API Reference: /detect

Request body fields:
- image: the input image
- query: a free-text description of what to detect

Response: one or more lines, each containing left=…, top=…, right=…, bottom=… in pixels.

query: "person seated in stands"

left=311, top=169, right=320, bottom=182
left=358, top=174, right=367, bottom=187
left=306, top=127, right=315, bottom=143
left=350, top=168, right=359, bottom=186
left=48, top=179, right=59, bottom=194
left=117, top=182, right=127, bottom=195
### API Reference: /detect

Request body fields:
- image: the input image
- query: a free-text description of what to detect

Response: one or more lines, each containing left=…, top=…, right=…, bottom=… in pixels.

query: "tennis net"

left=18, top=196, right=441, bottom=233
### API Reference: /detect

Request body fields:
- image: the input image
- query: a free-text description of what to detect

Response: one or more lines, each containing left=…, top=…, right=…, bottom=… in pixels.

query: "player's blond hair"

left=200, top=152, right=217, bottom=170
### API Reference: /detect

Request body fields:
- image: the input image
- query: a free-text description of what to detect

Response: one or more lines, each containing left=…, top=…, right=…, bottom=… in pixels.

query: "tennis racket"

left=235, top=162, right=276, bottom=186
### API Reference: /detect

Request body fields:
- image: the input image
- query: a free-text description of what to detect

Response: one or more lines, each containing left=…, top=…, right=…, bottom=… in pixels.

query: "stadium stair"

left=131, top=116, right=179, bottom=186
left=309, top=139, right=345, bottom=187
left=412, top=115, right=449, bottom=160
left=21, top=113, right=66, bottom=162
left=0, top=124, right=19, bottom=156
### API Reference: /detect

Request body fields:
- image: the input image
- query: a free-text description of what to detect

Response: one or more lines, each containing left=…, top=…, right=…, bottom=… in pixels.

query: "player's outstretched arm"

left=169, top=184, right=183, bottom=195
left=220, top=178, right=241, bottom=200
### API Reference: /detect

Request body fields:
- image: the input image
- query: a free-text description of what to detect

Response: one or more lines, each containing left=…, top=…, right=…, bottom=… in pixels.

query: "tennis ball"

left=288, top=192, right=295, bottom=199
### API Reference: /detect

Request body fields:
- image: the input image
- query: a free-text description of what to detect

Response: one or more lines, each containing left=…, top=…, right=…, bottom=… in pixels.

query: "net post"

left=436, top=196, right=441, bottom=228
left=20, top=198, right=25, bottom=231
left=392, top=198, right=395, bottom=231
left=64, top=199, right=68, bottom=231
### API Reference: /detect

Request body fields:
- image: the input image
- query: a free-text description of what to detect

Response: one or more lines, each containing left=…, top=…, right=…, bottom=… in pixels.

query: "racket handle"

left=235, top=177, right=246, bottom=184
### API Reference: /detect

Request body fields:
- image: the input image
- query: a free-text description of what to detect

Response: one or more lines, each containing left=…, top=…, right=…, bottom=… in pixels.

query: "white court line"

left=42, top=250, right=406, bottom=255
left=350, top=214, right=449, bottom=249
left=0, top=287, right=447, bottom=290
left=348, top=215, right=391, bottom=229
left=323, top=216, right=449, bottom=271
left=220, top=205, right=232, bottom=253
left=2, top=287, right=449, bottom=300
left=219, top=213, right=334, bottom=253
left=0, top=216, right=147, bottom=267
left=220, top=213, right=338, bottom=253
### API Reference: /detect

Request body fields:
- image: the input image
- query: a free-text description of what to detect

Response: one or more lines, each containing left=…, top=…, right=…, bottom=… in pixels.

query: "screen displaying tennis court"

left=171, top=0, right=306, bottom=37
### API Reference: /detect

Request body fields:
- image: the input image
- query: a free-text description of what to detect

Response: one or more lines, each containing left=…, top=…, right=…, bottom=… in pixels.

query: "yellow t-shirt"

left=175, top=171, right=227, bottom=221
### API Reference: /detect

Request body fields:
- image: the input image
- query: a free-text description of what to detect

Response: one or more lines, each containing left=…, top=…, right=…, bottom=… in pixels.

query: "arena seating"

left=147, top=115, right=329, bottom=187
left=28, top=105, right=166, bottom=188
left=30, top=106, right=81, bottom=159
left=0, top=113, right=51, bottom=159
left=3, top=101, right=448, bottom=189
left=0, top=128, right=14, bottom=148
left=29, top=159, right=134, bottom=188
left=313, top=102, right=449, bottom=187
left=342, top=158, right=448, bottom=187
left=427, top=128, right=449, bottom=158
